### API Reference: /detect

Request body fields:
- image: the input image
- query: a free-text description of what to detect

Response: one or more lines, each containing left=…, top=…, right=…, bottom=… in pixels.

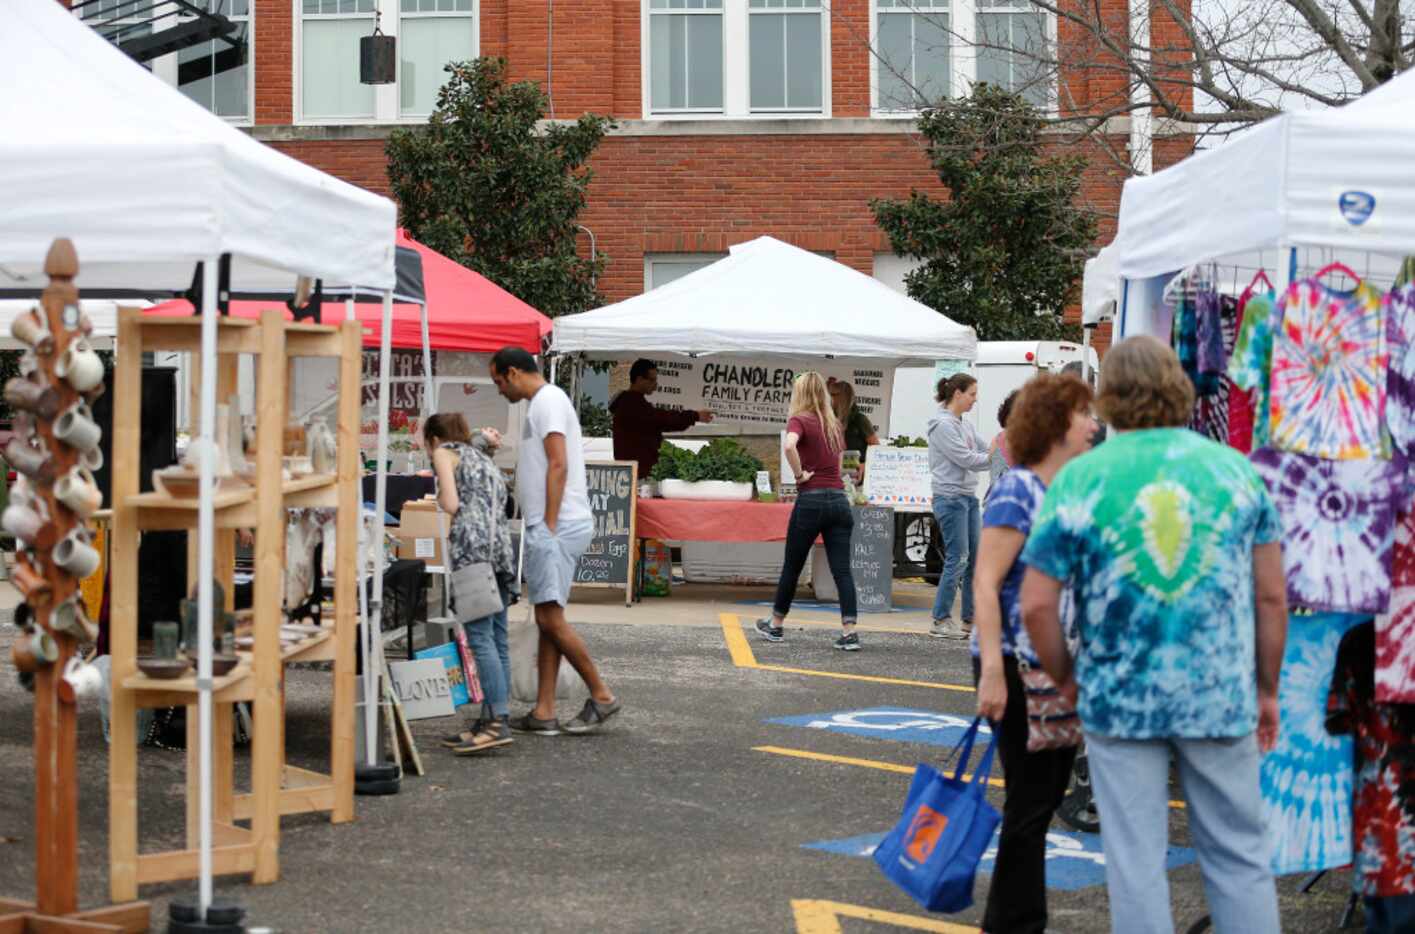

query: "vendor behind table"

left=610, top=358, right=713, bottom=479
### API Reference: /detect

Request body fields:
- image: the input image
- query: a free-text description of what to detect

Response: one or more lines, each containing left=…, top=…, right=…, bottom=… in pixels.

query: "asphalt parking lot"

left=0, top=586, right=1360, bottom=932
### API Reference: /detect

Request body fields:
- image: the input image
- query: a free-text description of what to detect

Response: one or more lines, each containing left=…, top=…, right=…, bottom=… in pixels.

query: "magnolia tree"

left=872, top=85, right=1096, bottom=341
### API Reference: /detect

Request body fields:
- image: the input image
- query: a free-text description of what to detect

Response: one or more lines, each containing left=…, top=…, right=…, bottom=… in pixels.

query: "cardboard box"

left=395, top=498, right=445, bottom=568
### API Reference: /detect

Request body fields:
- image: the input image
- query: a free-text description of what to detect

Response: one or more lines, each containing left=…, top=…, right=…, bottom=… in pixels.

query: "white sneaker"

left=929, top=618, right=968, bottom=640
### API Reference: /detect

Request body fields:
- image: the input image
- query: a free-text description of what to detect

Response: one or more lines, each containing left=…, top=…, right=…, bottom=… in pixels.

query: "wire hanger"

left=1314, top=260, right=1360, bottom=288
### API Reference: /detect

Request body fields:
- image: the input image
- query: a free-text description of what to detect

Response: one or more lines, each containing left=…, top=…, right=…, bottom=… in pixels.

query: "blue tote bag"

left=872, top=717, right=1000, bottom=913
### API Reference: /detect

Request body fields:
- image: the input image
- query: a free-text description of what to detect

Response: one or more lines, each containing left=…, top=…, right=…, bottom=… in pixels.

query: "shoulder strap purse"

left=437, top=448, right=505, bottom=623
left=1016, top=658, right=1082, bottom=752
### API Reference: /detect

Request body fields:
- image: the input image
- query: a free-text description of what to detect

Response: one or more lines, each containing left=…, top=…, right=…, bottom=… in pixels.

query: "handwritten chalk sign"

left=851, top=506, right=895, bottom=612
left=863, top=446, right=932, bottom=512
left=575, top=460, right=638, bottom=606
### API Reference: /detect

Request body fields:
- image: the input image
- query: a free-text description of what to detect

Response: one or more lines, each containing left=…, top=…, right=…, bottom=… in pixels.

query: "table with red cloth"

left=635, top=498, right=796, bottom=543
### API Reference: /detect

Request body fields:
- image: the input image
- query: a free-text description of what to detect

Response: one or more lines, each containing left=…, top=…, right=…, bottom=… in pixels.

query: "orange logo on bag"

left=903, top=805, right=949, bottom=863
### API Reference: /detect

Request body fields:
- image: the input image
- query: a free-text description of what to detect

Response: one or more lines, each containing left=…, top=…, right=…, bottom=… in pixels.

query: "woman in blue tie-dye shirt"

left=971, top=373, right=1097, bottom=934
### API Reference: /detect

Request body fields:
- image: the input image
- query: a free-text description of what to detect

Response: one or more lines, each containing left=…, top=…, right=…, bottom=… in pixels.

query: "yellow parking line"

left=720, top=614, right=975, bottom=693
left=755, top=745, right=1187, bottom=810
left=792, top=898, right=978, bottom=933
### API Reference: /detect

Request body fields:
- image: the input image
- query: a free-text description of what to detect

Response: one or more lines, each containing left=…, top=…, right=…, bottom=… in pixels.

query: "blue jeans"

left=932, top=493, right=980, bottom=622
left=1086, top=732, right=1280, bottom=934
left=1365, top=894, right=1415, bottom=934
left=772, top=489, right=857, bottom=622
left=463, top=584, right=511, bottom=719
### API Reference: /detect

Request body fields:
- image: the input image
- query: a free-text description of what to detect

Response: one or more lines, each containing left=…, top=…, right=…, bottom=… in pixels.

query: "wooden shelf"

left=283, top=472, right=337, bottom=508
left=232, top=766, right=337, bottom=820
left=109, top=307, right=361, bottom=900
left=120, top=661, right=253, bottom=707
left=134, top=315, right=261, bottom=355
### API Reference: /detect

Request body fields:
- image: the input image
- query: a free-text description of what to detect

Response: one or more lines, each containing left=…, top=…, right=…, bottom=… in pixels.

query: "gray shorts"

left=524, top=519, right=593, bottom=607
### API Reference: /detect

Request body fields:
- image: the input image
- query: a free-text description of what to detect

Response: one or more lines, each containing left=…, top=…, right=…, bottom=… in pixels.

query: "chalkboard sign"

left=575, top=460, right=638, bottom=605
left=850, top=506, right=895, bottom=613
left=863, top=446, right=932, bottom=512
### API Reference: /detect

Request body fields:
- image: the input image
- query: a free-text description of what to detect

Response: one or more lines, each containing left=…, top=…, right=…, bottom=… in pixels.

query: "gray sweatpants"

left=1086, top=731, right=1281, bottom=934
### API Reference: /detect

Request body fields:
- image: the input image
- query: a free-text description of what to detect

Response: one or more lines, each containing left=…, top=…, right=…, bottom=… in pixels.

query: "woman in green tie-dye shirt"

left=1017, top=336, right=1289, bottom=934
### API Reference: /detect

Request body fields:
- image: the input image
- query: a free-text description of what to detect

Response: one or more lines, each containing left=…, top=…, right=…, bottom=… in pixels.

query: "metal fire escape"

left=72, top=0, right=245, bottom=82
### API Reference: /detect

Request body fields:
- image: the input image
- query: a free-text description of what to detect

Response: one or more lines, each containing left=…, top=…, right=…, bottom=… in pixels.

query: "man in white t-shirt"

left=490, top=347, right=620, bottom=735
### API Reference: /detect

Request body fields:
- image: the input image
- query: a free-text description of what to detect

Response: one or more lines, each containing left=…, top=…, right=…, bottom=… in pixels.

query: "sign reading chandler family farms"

left=574, top=461, right=638, bottom=606
left=645, top=360, right=895, bottom=431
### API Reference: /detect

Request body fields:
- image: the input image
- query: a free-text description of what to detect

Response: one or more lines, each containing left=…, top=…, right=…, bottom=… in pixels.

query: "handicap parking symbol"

left=767, top=708, right=991, bottom=747
left=802, top=828, right=1195, bottom=892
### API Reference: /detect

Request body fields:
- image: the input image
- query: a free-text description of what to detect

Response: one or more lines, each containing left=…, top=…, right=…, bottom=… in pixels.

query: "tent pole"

left=572, top=356, right=582, bottom=418
left=367, top=289, right=394, bottom=766
left=1082, top=326, right=1093, bottom=385
left=549, top=355, right=559, bottom=385
left=196, top=255, right=219, bottom=913
left=419, top=302, right=433, bottom=429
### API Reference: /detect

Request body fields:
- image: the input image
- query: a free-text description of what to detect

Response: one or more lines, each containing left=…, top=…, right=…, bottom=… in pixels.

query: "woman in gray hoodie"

left=928, top=373, right=994, bottom=640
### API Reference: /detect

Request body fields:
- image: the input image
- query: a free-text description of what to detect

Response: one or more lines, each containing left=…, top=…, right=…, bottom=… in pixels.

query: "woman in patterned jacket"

left=424, top=412, right=519, bottom=756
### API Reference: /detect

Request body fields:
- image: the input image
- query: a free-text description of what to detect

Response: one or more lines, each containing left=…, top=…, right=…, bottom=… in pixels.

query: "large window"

left=643, top=0, right=828, bottom=117
left=649, top=0, right=724, bottom=113
left=976, top=0, right=1048, bottom=107
left=875, top=0, right=950, bottom=111
left=644, top=253, right=727, bottom=290
left=302, top=0, right=377, bottom=119
left=748, top=0, right=823, bottom=112
left=299, top=0, right=476, bottom=121
left=872, top=0, right=1051, bottom=113
left=399, top=0, right=478, bottom=117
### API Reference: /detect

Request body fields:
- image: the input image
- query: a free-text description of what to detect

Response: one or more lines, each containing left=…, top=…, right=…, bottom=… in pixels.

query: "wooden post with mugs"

left=0, top=239, right=150, bottom=932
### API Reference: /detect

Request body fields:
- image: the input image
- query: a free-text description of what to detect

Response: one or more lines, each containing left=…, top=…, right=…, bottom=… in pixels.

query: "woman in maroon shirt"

left=755, top=372, right=861, bottom=651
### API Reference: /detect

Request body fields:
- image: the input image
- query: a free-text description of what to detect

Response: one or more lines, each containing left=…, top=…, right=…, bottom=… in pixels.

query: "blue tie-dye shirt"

left=1022, top=428, right=1283, bottom=740
left=971, top=467, right=1048, bottom=665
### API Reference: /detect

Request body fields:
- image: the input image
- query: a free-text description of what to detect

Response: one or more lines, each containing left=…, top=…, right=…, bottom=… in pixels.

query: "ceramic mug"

left=1, top=502, right=43, bottom=543
left=10, top=310, right=54, bottom=355
left=3, top=377, right=59, bottom=420
left=56, top=339, right=103, bottom=393
left=79, top=444, right=104, bottom=472
left=54, top=400, right=101, bottom=452
left=51, top=595, right=99, bottom=643
left=61, top=656, right=104, bottom=703
left=55, top=465, right=103, bottom=518
left=4, top=437, right=54, bottom=483
left=54, top=530, right=100, bottom=579
left=11, top=629, right=58, bottom=673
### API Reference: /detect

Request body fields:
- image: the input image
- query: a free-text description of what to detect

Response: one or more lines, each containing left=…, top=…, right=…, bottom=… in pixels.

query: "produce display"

left=650, top=438, right=764, bottom=484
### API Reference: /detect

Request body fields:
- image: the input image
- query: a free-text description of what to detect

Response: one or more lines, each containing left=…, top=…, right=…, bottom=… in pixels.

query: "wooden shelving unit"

left=107, top=308, right=361, bottom=902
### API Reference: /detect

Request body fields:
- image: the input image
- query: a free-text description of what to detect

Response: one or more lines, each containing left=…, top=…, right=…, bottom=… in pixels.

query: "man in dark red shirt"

left=610, top=359, right=713, bottom=477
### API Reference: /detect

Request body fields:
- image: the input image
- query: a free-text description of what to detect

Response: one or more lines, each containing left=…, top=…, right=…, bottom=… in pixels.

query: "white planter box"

left=658, top=479, right=754, bottom=502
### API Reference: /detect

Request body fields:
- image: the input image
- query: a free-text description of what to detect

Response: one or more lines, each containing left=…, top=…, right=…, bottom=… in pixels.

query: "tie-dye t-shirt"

left=969, top=467, right=1047, bottom=665
left=1022, top=428, right=1282, bottom=739
left=1269, top=279, right=1388, bottom=460
left=1228, top=291, right=1279, bottom=449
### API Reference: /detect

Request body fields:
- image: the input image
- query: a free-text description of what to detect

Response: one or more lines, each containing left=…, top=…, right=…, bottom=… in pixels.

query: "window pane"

left=976, top=12, right=1009, bottom=89
left=686, top=15, right=723, bottom=108
left=302, top=18, right=376, bottom=118
left=178, top=26, right=249, bottom=118
left=912, top=11, right=950, bottom=106
left=669, top=13, right=687, bottom=106
left=400, top=16, right=476, bottom=115
left=876, top=12, right=912, bottom=109
left=1016, top=11, right=1049, bottom=106
left=650, top=15, right=677, bottom=109
left=749, top=13, right=785, bottom=109
left=784, top=14, right=821, bottom=109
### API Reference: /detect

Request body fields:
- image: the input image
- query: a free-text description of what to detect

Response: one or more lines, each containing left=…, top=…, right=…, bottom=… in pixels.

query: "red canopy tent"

left=148, top=230, right=551, bottom=353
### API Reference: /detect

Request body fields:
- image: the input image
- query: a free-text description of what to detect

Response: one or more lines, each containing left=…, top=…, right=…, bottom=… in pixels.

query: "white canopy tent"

left=1086, top=67, right=1415, bottom=339
left=2, top=0, right=399, bottom=916
left=552, top=236, right=977, bottom=365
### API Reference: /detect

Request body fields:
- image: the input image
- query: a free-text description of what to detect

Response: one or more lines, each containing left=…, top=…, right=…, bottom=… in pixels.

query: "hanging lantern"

left=360, top=11, right=395, bottom=85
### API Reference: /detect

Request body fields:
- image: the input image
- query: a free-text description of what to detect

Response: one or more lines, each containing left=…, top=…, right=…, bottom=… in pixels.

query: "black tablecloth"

left=361, top=474, right=436, bottom=522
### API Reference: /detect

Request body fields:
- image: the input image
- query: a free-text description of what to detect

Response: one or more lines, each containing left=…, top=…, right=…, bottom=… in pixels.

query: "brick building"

left=90, top=0, right=1193, bottom=347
